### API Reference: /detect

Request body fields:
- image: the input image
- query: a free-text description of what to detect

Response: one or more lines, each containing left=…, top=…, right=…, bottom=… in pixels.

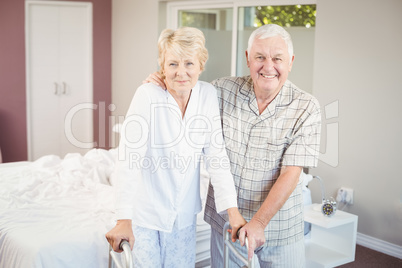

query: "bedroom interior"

left=0, top=0, right=401, bottom=267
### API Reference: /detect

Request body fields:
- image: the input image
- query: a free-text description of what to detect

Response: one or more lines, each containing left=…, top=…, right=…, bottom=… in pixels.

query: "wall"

left=0, top=0, right=112, bottom=162
left=310, top=0, right=402, bottom=248
left=89, top=0, right=112, bottom=150
left=111, top=0, right=159, bottom=147
left=0, top=0, right=27, bottom=162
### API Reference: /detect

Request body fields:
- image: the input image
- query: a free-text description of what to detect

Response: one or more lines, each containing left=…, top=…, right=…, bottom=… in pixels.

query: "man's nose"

left=262, top=58, right=274, bottom=70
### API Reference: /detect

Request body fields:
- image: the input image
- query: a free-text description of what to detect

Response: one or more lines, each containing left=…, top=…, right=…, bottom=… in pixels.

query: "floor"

left=195, top=245, right=402, bottom=267
left=337, top=245, right=402, bottom=268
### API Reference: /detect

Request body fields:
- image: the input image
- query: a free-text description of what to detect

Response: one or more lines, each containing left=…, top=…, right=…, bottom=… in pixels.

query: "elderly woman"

left=106, top=27, right=245, bottom=267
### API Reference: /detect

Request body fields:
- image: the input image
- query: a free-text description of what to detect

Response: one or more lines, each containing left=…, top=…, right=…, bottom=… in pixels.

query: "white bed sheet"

left=0, top=149, right=117, bottom=268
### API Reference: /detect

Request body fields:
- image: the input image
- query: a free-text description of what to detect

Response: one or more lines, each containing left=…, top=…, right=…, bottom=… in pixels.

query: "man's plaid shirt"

left=204, top=76, right=321, bottom=247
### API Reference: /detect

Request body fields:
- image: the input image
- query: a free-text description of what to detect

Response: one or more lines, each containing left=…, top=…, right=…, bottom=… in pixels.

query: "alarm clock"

left=314, top=176, right=337, bottom=217
left=321, top=197, right=337, bottom=216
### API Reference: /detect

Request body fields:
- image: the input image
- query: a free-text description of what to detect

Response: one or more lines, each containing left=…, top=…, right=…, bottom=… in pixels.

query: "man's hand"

left=105, top=219, right=135, bottom=252
left=227, top=207, right=247, bottom=242
left=142, top=72, right=166, bottom=89
left=237, top=218, right=266, bottom=261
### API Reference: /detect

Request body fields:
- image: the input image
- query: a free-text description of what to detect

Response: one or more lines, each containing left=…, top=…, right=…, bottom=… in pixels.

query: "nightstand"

left=304, top=204, right=358, bottom=267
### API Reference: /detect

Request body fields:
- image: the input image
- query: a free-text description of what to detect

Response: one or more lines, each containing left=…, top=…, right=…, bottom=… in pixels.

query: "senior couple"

left=106, top=24, right=321, bottom=268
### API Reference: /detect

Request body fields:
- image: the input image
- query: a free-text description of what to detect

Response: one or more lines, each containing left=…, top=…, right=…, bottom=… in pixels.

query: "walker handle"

left=223, top=222, right=255, bottom=268
left=108, top=240, right=133, bottom=268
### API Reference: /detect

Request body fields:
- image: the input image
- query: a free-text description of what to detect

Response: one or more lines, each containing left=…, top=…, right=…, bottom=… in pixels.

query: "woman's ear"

left=199, top=62, right=204, bottom=74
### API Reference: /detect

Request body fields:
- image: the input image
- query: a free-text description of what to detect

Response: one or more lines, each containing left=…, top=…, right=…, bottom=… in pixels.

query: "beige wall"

left=112, top=0, right=402, bottom=248
left=111, top=0, right=159, bottom=130
left=310, top=0, right=402, bottom=247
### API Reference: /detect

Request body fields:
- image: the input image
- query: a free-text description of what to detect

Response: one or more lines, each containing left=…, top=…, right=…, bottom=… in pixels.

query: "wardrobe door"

left=26, top=3, right=60, bottom=160
left=26, top=1, right=93, bottom=160
left=58, top=4, right=93, bottom=157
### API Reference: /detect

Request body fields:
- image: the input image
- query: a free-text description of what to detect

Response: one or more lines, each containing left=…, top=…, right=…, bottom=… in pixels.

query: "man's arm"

left=238, top=165, right=302, bottom=260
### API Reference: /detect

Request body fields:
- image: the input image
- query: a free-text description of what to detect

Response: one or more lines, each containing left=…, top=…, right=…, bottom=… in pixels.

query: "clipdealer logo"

left=63, top=100, right=339, bottom=167
left=300, top=100, right=339, bottom=167
left=319, top=100, right=339, bottom=167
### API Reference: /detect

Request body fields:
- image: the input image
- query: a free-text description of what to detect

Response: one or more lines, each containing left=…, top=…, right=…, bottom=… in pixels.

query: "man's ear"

left=288, top=55, right=295, bottom=72
left=245, top=51, right=250, bottom=68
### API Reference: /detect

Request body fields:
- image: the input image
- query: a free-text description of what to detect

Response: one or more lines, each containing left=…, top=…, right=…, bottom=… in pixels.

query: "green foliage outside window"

left=254, top=5, right=316, bottom=28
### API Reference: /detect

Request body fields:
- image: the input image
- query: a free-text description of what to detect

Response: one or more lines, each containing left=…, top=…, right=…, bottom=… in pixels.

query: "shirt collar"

left=165, top=81, right=200, bottom=119
left=184, top=82, right=200, bottom=119
left=239, top=76, right=294, bottom=116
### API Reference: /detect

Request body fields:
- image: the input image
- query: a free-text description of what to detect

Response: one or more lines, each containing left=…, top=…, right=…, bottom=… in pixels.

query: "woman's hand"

left=142, top=72, right=166, bottom=89
left=105, top=219, right=135, bottom=252
left=227, top=207, right=247, bottom=242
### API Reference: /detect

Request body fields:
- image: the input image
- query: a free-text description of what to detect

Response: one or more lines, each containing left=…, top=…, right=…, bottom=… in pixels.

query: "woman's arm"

left=202, top=85, right=246, bottom=240
left=107, top=85, right=151, bottom=251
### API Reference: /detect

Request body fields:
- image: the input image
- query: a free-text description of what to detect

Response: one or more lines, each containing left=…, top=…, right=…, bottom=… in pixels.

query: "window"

left=178, top=8, right=233, bottom=82
left=167, top=1, right=316, bottom=93
left=180, top=10, right=218, bottom=30
left=251, top=5, right=316, bottom=28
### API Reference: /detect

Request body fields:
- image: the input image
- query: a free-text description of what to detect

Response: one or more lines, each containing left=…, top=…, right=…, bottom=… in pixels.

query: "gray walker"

left=108, top=222, right=256, bottom=268
left=108, top=240, right=133, bottom=268
left=223, top=221, right=256, bottom=268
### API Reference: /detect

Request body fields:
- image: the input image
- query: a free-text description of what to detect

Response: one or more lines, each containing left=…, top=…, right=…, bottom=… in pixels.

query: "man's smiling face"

left=246, top=35, right=294, bottom=96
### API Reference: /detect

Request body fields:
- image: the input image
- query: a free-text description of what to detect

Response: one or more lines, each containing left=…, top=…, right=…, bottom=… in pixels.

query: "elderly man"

left=145, top=24, right=321, bottom=267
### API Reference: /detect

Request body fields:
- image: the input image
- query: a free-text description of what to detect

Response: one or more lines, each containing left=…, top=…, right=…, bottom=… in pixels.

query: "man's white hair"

left=247, top=24, right=294, bottom=64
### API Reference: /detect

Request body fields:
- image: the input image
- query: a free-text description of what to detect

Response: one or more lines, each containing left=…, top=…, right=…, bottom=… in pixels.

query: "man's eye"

left=169, top=63, right=177, bottom=66
left=273, top=57, right=282, bottom=62
left=186, top=62, right=194, bottom=66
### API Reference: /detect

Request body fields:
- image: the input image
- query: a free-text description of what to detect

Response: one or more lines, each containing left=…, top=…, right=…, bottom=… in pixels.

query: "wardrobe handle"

left=62, top=82, right=67, bottom=94
left=54, top=82, right=59, bottom=95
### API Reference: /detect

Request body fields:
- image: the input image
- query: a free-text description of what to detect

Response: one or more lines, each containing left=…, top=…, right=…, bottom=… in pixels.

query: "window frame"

left=167, top=0, right=317, bottom=76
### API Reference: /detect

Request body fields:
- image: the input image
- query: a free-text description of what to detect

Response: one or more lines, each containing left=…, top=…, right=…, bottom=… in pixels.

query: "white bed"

left=0, top=149, right=117, bottom=267
left=0, top=148, right=211, bottom=268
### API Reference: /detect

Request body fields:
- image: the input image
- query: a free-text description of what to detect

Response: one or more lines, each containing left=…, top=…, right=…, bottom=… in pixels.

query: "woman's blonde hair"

left=158, top=27, right=208, bottom=76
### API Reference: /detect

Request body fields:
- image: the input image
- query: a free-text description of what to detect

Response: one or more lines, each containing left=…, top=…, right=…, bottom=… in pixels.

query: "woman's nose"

left=176, top=65, right=187, bottom=76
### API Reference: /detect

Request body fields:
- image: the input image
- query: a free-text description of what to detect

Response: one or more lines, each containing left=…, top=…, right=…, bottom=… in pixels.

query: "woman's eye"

left=169, top=63, right=177, bottom=66
left=186, top=62, right=194, bottom=66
